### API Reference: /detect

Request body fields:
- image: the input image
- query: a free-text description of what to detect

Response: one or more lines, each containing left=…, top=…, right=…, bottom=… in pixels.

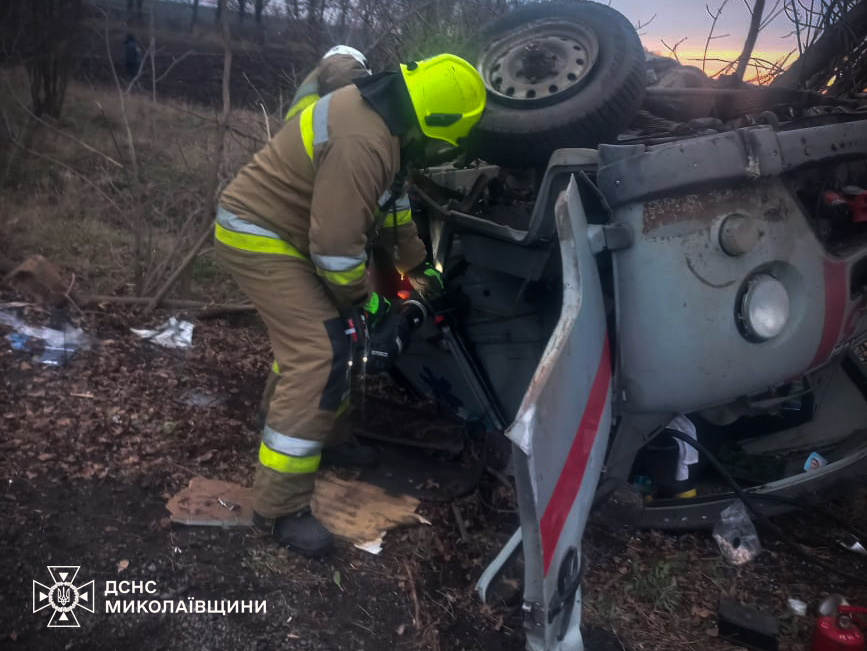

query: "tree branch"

left=733, top=0, right=766, bottom=83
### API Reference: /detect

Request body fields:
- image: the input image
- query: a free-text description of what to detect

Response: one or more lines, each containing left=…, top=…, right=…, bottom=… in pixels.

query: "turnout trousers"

left=215, top=236, right=351, bottom=517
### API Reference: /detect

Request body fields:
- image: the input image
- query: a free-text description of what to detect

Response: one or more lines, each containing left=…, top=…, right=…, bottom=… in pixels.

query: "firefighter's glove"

left=341, top=292, right=390, bottom=355
left=407, top=262, right=446, bottom=312
left=362, top=291, right=391, bottom=330
left=364, top=312, right=413, bottom=375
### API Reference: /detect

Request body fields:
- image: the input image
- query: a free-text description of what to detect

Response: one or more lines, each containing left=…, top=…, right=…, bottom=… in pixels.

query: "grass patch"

left=1, top=67, right=263, bottom=301
left=624, top=558, right=684, bottom=615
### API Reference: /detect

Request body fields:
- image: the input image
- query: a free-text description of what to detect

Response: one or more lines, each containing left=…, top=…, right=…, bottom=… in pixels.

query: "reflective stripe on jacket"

left=214, top=207, right=306, bottom=259
left=220, top=85, right=426, bottom=310
left=284, top=55, right=369, bottom=122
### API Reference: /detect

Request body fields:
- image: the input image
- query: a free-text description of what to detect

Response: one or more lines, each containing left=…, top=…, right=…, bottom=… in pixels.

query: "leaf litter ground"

left=0, top=297, right=865, bottom=651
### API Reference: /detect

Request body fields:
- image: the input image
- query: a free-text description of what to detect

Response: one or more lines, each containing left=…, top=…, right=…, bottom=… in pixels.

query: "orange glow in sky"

left=610, top=0, right=800, bottom=82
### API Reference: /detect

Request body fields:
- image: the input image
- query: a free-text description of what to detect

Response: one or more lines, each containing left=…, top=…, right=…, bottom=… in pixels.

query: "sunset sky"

left=608, top=0, right=799, bottom=76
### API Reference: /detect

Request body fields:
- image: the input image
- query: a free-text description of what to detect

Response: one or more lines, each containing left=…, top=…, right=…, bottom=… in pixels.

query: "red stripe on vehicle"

left=540, top=335, right=611, bottom=575
left=809, top=259, right=847, bottom=369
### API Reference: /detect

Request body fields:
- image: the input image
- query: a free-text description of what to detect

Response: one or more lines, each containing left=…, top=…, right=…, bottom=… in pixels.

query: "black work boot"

left=254, top=508, right=333, bottom=557
left=321, top=440, right=379, bottom=467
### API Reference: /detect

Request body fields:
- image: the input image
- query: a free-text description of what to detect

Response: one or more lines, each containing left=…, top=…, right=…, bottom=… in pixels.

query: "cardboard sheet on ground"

left=166, top=473, right=429, bottom=554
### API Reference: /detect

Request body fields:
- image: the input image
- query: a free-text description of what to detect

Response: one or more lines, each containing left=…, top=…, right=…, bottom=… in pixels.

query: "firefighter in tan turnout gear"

left=285, top=45, right=370, bottom=121
left=216, top=54, right=487, bottom=556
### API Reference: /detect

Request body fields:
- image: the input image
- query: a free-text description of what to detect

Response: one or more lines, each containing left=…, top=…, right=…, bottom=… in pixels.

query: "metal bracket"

left=522, top=601, right=545, bottom=628
left=587, top=223, right=633, bottom=254
left=475, top=527, right=522, bottom=603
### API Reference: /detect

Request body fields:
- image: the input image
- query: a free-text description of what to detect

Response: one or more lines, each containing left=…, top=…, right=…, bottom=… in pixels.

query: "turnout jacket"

left=220, top=84, right=427, bottom=310
left=285, top=54, right=368, bottom=121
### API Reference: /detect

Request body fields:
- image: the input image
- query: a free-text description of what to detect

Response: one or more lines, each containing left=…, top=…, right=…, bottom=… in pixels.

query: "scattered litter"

left=787, top=598, right=807, bottom=616
left=3, top=255, right=82, bottom=306
left=131, top=317, right=194, bottom=348
left=217, top=497, right=238, bottom=512
left=803, top=451, right=828, bottom=471
left=166, top=478, right=254, bottom=527
left=0, top=310, right=92, bottom=365
left=166, top=473, right=429, bottom=554
left=713, top=500, right=761, bottom=565
left=839, top=533, right=867, bottom=556
left=177, top=389, right=222, bottom=408
left=312, top=472, right=430, bottom=554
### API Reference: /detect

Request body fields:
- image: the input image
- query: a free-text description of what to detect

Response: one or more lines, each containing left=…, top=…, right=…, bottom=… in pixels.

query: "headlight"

left=739, top=274, right=790, bottom=341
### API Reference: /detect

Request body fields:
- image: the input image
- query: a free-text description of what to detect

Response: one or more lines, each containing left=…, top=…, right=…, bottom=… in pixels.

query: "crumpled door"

left=506, top=177, right=612, bottom=651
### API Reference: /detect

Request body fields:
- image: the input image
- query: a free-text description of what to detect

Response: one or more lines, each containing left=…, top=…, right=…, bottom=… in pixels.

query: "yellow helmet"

left=400, top=54, right=486, bottom=147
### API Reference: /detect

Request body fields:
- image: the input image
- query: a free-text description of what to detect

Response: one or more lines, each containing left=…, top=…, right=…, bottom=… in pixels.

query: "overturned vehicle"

left=372, top=2, right=867, bottom=650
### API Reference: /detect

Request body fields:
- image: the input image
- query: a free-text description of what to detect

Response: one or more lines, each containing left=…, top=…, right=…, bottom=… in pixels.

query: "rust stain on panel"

left=642, top=187, right=789, bottom=235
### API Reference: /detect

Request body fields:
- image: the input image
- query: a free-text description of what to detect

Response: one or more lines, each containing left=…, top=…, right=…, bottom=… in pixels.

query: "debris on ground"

left=166, top=477, right=255, bottom=527
left=131, top=316, right=194, bottom=348
left=177, top=388, right=224, bottom=408
left=787, top=598, right=807, bottom=617
left=839, top=533, right=867, bottom=556
left=2, top=254, right=82, bottom=306
left=0, top=309, right=92, bottom=365
left=1, top=294, right=865, bottom=651
left=713, top=500, right=762, bottom=565
left=717, top=599, right=780, bottom=651
left=167, top=472, right=430, bottom=554
left=312, top=472, right=430, bottom=554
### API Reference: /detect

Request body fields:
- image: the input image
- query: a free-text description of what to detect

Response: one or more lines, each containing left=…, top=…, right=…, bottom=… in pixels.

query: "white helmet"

left=323, top=45, right=370, bottom=72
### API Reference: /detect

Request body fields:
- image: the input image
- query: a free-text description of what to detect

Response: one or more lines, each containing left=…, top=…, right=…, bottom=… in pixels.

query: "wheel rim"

left=478, top=19, right=599, bottom=107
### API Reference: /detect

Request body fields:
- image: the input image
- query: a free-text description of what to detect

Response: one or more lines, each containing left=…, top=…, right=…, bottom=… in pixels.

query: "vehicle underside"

left=371, top=2, right=867, bottom=649
left=391, top=113, right=867, bottom=651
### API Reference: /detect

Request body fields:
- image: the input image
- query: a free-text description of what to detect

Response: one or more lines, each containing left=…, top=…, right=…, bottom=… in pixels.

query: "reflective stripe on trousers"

left=214, top=207, right=306, bottom=258
left=259, top=425, right=322, bottom=474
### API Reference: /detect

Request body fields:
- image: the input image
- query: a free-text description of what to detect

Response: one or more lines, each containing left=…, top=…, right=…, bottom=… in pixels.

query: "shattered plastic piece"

left=787, top=598, right=807, bottom=616
left=839, top=533, right=867, bottom=556
left=0, top=310, right=92, bottom=366
left=131, top=317, right=194, bottom=348
left=713, top=500, right=762, bottom=565
left=177, top=389, right=222, bottom=408
left=6, top=332, right=33, bottom=351
left=804, top=451, right=828, bottom=471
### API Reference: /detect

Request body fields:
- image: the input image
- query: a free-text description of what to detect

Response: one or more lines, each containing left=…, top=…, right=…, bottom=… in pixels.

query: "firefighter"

left=285, top=45, right=370, bottom=121
left=255, top=45, right=372, bottom=425
left=215, top=54, right=486, bottom=557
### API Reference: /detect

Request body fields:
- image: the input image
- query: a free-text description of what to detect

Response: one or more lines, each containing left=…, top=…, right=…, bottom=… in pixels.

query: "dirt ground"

left=1, top=298, right=866, bottom=651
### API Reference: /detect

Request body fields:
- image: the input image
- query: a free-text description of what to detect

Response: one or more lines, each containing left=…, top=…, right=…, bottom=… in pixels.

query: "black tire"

left=469, top=1, right=646, bottom=168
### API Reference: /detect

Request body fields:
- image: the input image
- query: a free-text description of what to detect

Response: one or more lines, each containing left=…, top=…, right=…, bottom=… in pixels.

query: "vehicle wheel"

left=469, top=1, right=646, bottom=168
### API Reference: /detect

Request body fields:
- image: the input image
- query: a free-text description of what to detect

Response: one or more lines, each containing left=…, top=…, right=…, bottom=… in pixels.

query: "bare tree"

left=12, top=0, right=84, bottom=119
left=190, top=0, right=200, bottom=32
left=772, top=0, right=867, bottom=93
left=732, top=0, right=765, bottom=83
